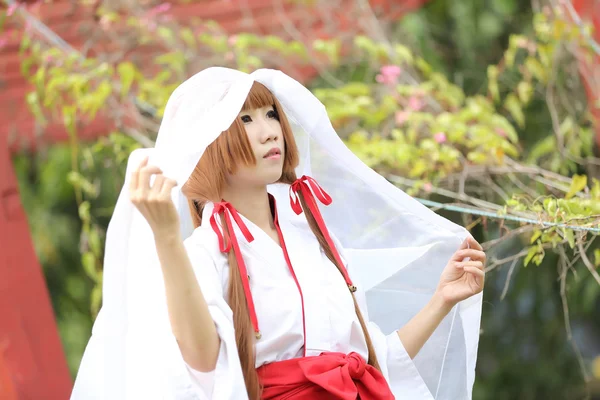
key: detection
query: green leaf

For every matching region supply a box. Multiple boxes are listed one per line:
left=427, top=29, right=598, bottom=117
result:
left=563, top=228, right=575, bottom=249
left=82, top=251, right=98, bottom=281
left=90, top=283, right=103, bottom=316
left=565, top=174, right=587, bottom=200
left=88, top=228, right=102, bottom=256
left=393, top=44, right=414, bottom=64
left=487, top=66, right=500, bottom=102
left=504, top=93, right=525, bottom=128
left=157, top=26, right=175, bottom=43
left=180, top=27, right=196, bottom=47
left=524, top=246, right=537, bottom=267
left=62, top=105, right=76, bottom=137
left=517, top=81, right=533, bottom=104
left=591, top=179, right=600, bottom=199
left=530, top=230, right=542, bottom=244
left=117, top=62, right=136, bottom=100
left=525, top=57, right=547, bottom=82
left=527, top=134, right=555, bottom=163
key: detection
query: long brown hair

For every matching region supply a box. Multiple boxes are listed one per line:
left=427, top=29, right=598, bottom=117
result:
left=181, top=82, right=380, bottom=399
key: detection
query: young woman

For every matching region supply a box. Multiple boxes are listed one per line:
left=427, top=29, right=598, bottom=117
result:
left=72, top=68, right=485, bottom=400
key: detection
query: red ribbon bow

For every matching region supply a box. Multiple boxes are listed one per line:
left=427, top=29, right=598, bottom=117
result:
left=259, top=352, right=395, bottom=400
left=210, top=202, right=254, bottom=252
left=289, top=176, right=355, bottom=291
left=298, top=352, right=394, bottom=400
left=289, top=175, right=333, bottom=215
left=209, top=201, right=260, bottom=337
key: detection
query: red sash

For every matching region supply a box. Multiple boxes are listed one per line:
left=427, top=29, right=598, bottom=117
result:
left=257, top=352, right=395, bottom=400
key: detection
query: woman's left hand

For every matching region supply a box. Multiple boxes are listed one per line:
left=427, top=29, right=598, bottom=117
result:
left=436, top=237, right=486, bottom=307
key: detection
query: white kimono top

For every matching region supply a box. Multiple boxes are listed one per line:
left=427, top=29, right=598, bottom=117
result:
left=181, top=195, right=433, bottom=399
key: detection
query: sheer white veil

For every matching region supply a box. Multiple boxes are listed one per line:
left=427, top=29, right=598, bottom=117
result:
left=71, top=67, right=482, bottom=399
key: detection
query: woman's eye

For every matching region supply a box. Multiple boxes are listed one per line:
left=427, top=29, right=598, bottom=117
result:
left=241, top=115, right=252, bottom=123
left=267, top=110, right=279, bottom=120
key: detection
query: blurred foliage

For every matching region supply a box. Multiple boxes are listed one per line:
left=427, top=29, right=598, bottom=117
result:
left=6, top=0, right=600, bottom=397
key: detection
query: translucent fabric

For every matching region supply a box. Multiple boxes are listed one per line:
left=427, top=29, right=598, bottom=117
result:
left=71, top=68, right=482, bottom=399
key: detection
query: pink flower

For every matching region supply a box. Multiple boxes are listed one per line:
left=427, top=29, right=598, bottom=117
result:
left=381, top=65, right=402, bottom=77
left=408, top=96, right=424, bottom=111
left=395, top=110, right=409, bottom=125
left=7, top=4, right=18, bottom=16
left=434, top=132, right=447, bottom=144
left=228, top=35, right=238, bottom=46
left=149, top=2, right=171, bottom=16
left=225, top=52, right=235, bottom=61
left=376, top=64, right=402, bottom=85
left=424, top=182, right=433, bottom=193
left=0, top=38, right=7, bottom=49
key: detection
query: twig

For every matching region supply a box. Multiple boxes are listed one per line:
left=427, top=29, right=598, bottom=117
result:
left=504, top=158, right=573, bottom=183
left=506, top=172, right=538, bottom=197
left=485, top=248, right=529, bottom=273
left=387, top=174, right=504, bottom=211
left=481, top=225, right=536, bottom=250
left=577, top=235, right=600, bottom=286
left=486, top=241, right=560, bottom=272
left=558, top=245, right=592, bottom=384
left=558, top=246, right=573, bottom=339
left=500, top=258, right=519, bottom=300
left=478, top=175, right=510, bottom=201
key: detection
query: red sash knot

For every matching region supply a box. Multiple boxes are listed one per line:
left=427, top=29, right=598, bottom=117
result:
left=258, top=352, right=395, bottom=400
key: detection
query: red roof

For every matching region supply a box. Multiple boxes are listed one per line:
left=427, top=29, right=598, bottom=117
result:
left=0, top=0, right=429, bottom=152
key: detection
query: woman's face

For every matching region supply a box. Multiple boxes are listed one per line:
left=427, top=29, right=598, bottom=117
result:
left=228, top=105, right=285, bottom=188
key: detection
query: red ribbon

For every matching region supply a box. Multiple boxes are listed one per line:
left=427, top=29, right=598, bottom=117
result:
left=209, top=202, right=260, bottom=337
left=289, top=176, right=355, bottom=291
left=259, top=352, right=394, bottom=400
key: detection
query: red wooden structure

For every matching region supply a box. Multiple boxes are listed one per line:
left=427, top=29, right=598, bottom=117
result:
left=570, top=0, right=600, bottom=148
left=0, top=0, right=429, bottom=398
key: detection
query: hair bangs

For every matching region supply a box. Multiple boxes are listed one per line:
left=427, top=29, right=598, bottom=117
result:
left=242, top=82, right=275, bottom=111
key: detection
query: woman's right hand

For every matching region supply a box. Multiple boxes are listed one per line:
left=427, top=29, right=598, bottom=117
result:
left=129, top=156, right=180, bottom=239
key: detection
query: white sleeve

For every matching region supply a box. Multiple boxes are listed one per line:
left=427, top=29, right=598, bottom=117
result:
left=71, top=229, right=248, bottom=400
left=181, top=232, right=249, bottom=399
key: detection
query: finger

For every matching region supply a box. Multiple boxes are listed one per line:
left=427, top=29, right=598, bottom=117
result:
left=466, top=237, right=483, bottom=251
left=138, top=166, right=163, bottom=192
left=454, top=249, right=486, bottom=262
left=457, top=238, right=470, bottom=251
left=152, top=175, right=166, bottom=195
left=159, top=178, right=178, bottom=197
left=463, top=266, right=485, bottom=279
left=129, top=156, right=148, bottom=192
left=457, top=260, right=484, bottom=270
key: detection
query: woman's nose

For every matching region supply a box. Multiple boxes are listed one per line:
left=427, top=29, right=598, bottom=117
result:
left=259, top=120, right=278, bottom=143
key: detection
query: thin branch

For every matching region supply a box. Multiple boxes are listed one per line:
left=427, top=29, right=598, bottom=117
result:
left=558, top=245, right=592, bottom=384
left=481, top=225, right=536, bottom=250
left=387, top=174, right=504, bottom=211
left=486, top=241, right=561, bottom=273
left=577, top=235, right=600, bottom=286
left=500, top=258, right=519, bottom=300
left=486, top=248, right=529, bottom=273
left=506, top=172, right=538, bottom=197
left=558, top=246, right=573, bottom=339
